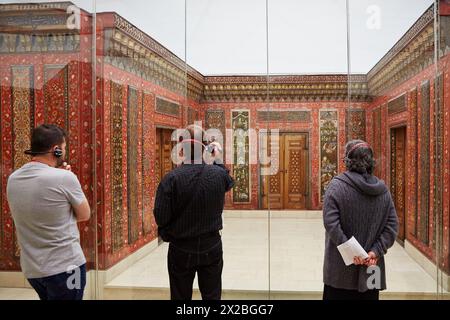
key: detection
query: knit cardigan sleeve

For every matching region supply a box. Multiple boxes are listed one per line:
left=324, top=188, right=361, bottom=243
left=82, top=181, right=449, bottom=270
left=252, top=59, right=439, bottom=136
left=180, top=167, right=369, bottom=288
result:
left=369, top=193, right=399, bottom=257
left=323, top=180, right=349, bottom=246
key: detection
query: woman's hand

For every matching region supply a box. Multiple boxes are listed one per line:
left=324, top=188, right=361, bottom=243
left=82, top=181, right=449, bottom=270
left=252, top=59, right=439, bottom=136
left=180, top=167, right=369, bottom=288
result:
left=353, top=256, right=366, bottom=265
left=353, top=251, right=378, bottom=266
left=364, top=251, right=378, bottom=266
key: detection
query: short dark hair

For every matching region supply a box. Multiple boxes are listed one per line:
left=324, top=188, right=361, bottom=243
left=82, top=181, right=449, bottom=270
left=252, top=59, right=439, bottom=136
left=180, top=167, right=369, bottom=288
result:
left=344, top=139, right=376, bottom=175
left=30, top=124, right=66, bottom=154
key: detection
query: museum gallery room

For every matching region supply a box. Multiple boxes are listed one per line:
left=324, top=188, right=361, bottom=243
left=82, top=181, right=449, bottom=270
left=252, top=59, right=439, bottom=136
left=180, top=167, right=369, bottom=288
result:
left=0, top=0, right=449, bottom=300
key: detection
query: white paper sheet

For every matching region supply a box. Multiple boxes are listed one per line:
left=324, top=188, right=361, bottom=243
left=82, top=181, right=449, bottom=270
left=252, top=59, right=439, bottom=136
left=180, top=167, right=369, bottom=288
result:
left=337, top=236, right=369, bottom=266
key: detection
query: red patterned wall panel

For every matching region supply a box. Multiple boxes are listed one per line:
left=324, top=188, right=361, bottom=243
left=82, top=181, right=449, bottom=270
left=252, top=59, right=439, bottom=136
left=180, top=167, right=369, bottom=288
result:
left=100, top=62, right=179, bottom=268
left=43, top=65, right=69, bottom=156
left=0, top=69, right=13, bottom=270
left=11, top=66, right=35, bottom=259
left=380, top=104, right=388, bottom=182
left=136, top=90, right=144, bottom=242
left=442, top=57, right=450, bottom=272
left=408, top=88, right=418, bottom=238
left=368, top=55, right=450, bottom=267
left=433, top=74, right=444, bottom=252
left=99, top=77, right=110, bottom=269
left=346, top=109, right=366, bottom=142
left=127, top=86, right=139, bottom=244
left=0, top=52, right=88, bottom=271
left=110, top=81, right=124, bottom=252
left=142, top=92, right=156, bottom=236
left=372, top=108, right=382, bottom=178
left=419, top=80, right=431, bottom=245
left=205, top=109, right=226, bottom=162
left=11, top=66, right=34, bottom=171
left=0, top=70, right=3, bottom=259
left=43, top=65, right=68, bottom=129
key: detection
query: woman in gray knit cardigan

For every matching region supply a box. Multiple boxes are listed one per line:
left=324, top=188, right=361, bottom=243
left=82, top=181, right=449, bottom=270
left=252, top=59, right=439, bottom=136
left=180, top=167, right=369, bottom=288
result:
left=322, top=139, right=399, bottom=300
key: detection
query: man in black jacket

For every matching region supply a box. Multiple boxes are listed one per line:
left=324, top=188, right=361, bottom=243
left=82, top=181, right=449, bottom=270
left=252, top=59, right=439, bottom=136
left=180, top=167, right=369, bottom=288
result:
left=154, top=125, right=234, bottom=300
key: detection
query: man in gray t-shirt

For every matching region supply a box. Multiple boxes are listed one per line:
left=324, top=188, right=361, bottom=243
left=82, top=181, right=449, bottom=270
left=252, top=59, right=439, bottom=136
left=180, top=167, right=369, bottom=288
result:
left=7, top=124, right=90, bottom=300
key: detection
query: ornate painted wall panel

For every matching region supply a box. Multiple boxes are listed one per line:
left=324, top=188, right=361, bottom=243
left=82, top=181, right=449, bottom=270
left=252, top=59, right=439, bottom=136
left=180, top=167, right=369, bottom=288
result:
left=43, top=65, right=68, bottom=128
left=319, top=110, right=338, bottom=200
left=78, top=60, right=94, bottom=268
left=387, top=94, right=407, bottom=115
left=11, top=66, right=34, bottom=171
left=372, top=108, right=382, bottom=177
left=205, top=109, right=225, bottom=135
left=127, top=86, right=139, bottom=244
left=0, top=73, right=3, bottom=256
left=257, top=110, right=311, bottom=122
left=11, top=66, right=34, bottom=258
left=155, top=97, right=180, bottom=117
left=67, top=60, right=81, bottom=186
left=142, top=92, right=156, bottom=236
left=433, top=74, right=444, bottom=249
left=390, top=127, right=407, bottom=240
left=0, top=33, right=80, bottom=54
left=345, top=109, right=366, bottom=142
left=186, top=106, right=198, bottom=126
left=205, top=109, right=226, bottom=161
left=154, top=129, right=162, bottom=187
left=110, top=81, right=124, bottom=251
left=1, top=68, right=13, bottom=267
left=409, top=88, right=418, bottom=237
left=380, top=105, right=388, bottom=182
left=390, top=130, right=396, bottom=203
left=419, top=80, right=430, bottom=245
left=43, top=65, right=69, bottom=159
left=231, top=110, right=250, bottom=203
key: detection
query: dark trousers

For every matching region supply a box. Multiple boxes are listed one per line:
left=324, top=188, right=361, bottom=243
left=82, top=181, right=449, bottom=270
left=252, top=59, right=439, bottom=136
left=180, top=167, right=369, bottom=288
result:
left=27, top=264, right=86, bottom=300
left=168, top=234, right=223, bottom=300
left=323, top=284, right=379, bottom=300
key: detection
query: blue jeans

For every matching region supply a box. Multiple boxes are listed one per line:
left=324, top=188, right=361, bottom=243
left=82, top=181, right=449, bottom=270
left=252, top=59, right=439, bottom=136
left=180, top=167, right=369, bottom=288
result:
left=27, top=264, right=86, bottom=300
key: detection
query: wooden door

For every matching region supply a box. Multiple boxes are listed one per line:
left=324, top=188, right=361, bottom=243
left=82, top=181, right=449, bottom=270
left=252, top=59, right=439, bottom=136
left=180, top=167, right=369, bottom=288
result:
left=390, top=126, right=406, bottom=241
left=155, top=128, right=175, bottom=187
left=262, top=133, right=284, bottom=209
left=161, top=129, right=174, bottom=176
left=284, top=134, right=308, bottom=209
left=261, top=133, right=308, bottom=209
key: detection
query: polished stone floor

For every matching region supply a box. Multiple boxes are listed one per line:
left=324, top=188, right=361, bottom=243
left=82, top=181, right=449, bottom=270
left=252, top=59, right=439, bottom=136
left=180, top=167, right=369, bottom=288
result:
left=1, top=211, right=448, bottom=300
left=104, top=211, right=447, bottom=299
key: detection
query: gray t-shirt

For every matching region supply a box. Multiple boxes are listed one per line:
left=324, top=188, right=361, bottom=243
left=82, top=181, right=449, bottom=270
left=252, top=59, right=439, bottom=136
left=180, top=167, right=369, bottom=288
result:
left=6, top=162, right=87, bottom=279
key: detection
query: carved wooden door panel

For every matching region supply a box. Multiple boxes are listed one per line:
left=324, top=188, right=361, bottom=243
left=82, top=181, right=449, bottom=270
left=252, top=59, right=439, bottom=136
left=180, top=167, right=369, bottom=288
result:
left=261, top=133, right=308, bottom=209
left=390, top=126, right=406, bottom=241
left=284, top=134, right=308, bottom=209
left=155, top=128, right=175, bottom=188
left=262, top=133, right=284, bottom=209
